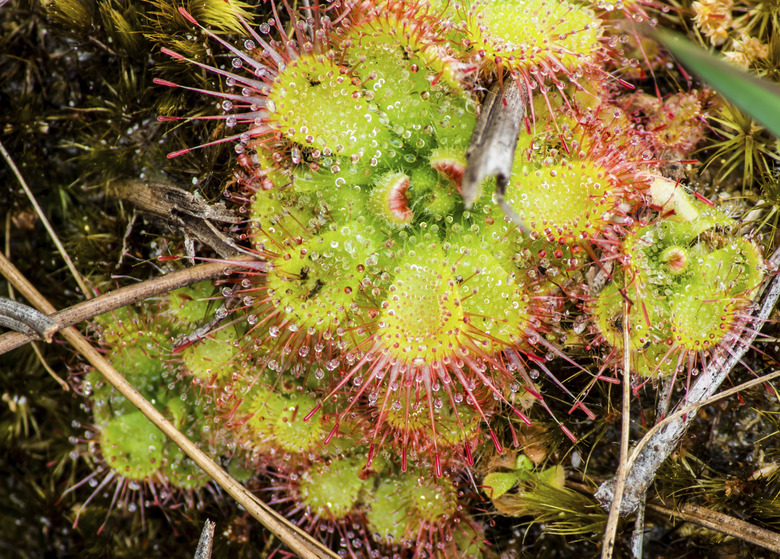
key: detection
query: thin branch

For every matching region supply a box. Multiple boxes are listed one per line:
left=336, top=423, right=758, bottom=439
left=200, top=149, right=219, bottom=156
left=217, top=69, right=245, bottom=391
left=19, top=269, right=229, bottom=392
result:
left=30, top=341, right=70, bottom=391
left=112, top=179, right=256, bottom=259
left=0, top=256, right=262, bottom=356
left=569, top=481, right=780, bottom=554
left=601, top=276, right=633, bottom=559
left=630, top=494, right=647, bottom=559
left=0, top=250, right=337, bottom=559
left=0, top=297, right=58, bottom=341
left=4, top=213, right=13, bottom=300
left=0, top=139, right=92, bottom=299
left=645, top=501, right=780, bottom=553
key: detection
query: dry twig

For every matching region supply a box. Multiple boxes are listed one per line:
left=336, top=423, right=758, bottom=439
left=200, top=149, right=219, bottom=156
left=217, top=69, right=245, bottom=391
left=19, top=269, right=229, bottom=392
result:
left=193, top=519, right=216, bottom=559
left=462, top=79, right=530, bottom=231
left=569, top=480, right=780, bottom=553
left=0, top=297, right=58, bottom=341
left=600, top=276, right=634, bottom=559
left=645, top=501, right=780, bottom=553
left=113, top=179, right=256, bottom=259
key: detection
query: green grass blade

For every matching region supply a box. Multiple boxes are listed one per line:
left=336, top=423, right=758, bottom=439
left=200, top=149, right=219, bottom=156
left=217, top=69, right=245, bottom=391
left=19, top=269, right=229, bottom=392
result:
left=656, top=30, right=780, bottom=139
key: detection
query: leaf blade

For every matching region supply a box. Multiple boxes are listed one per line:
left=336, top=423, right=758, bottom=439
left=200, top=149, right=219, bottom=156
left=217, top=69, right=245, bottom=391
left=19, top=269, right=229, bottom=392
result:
left=656, top=30, right=780, bottom=139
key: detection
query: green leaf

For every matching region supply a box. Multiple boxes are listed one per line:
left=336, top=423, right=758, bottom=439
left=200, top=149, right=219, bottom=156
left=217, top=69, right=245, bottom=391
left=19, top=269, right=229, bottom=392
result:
left=536, top=465, right=566, bottom=490
left=483, top=471, right=520, bottom=500
left=656, top=30, right=780, bottom=139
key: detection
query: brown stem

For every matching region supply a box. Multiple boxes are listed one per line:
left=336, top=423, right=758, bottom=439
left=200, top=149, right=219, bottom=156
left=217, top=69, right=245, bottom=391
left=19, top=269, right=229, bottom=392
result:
left=601, top=274, right=633, bottom=559
left=645, top=501, right=780, bottom=553
left=30, top=341, right=70, bottom=391
left=568, top=481, right=780, bottom=554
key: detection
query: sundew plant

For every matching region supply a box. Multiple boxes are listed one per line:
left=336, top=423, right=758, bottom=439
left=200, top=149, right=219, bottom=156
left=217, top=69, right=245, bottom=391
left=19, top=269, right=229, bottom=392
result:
left=88, top=0, right=767, bottom=554
left=6, top=0, right=779, bottom=557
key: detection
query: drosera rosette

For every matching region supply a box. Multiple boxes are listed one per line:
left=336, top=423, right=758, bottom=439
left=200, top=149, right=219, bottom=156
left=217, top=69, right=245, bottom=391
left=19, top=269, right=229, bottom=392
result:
left=295, top=207, right=601, bottom=474
left=590, top=183, right=767, bottom=378
left=257, top=450, right=381, bottom=558
left=152, top=3, right=323, bottom=174
left=365, top=462, right=487, bottom=558
left=189, top=335, right=369, bottom=467
left=446, top=0, right=613, bottom=127
left=586, top=0, right=668, bottom=63
left=86, top=301, right=181, bottom=430
left=334, top=0, right=476, bottom=150
left=254, top=0, right=478, bottom=181
left=153, top=0, right=602, bottom=474
left=254, top=447, right=486, bottom=557
left=459, top=0, right=605, bottom=80
left=620, top=89, right=710, bottom=159
left=358, top=387, right=484, bottom=471
left=167, top=280, right=220, bottom=329
left=502, top=99, right=653, bottom=246
left=246, top=189, right=382, bottom=365
left=68, top=301, right=216, bottom=531
left=179, top=323, right=245, bottom=384
left=168, top=280, right=265, bottom=392
left=155, top=1, right=477, bottom=189
left=226, top=367, right=353, bottom=462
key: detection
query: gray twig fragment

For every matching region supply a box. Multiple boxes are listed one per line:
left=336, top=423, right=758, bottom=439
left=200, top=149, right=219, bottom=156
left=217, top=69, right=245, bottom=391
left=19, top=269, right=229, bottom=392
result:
left=0, top=297, right=58, bottom=342
left=113, top=179, right=255, bottom=259
left=194, top=519, right=215, bottom=559
left=630, top=493, right=647, bottom=559
left=462, top=79, right=529, bottom=232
